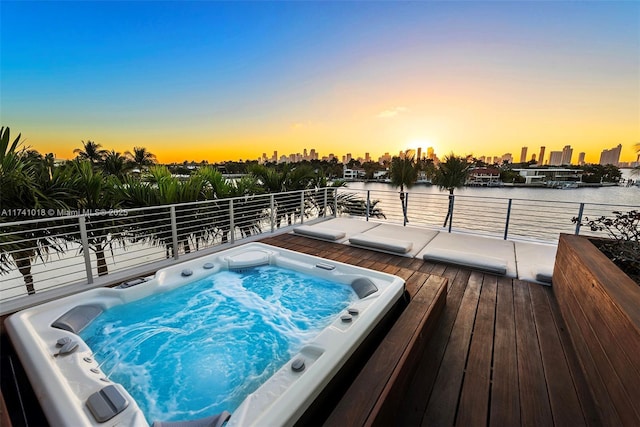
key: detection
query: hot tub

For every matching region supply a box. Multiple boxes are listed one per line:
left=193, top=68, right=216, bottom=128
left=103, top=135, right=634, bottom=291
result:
left=5, top=243, right=405, bottom=427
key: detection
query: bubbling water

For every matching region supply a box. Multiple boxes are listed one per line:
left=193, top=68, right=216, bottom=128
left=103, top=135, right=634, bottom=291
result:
left=80, top=266, right=357, bottom=424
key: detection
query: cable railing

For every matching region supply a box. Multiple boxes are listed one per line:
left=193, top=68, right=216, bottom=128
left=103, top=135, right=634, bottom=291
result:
left=0, top=188, right=339, bottom=307
left=337, top=188, right=638, bottom=243
left=1, top=186, right=637, bottom=310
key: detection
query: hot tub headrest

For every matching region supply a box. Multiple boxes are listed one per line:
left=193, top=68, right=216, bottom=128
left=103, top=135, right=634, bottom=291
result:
left=86, top=384, right=129, bottom=423
left=351, top=277, right=378, bottom=299
left=51, top=305, right=103, bottom=334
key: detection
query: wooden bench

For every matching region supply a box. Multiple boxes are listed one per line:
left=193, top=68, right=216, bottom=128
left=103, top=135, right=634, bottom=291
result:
left=322, top=274, right=448, bottom=426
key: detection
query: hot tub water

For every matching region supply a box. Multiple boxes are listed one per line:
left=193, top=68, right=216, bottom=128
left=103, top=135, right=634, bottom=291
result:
left=80, top=266, right=357, bottom=424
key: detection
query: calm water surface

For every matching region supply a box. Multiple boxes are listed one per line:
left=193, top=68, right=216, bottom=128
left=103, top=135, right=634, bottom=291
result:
left=347, top=169, right=640, bottom=206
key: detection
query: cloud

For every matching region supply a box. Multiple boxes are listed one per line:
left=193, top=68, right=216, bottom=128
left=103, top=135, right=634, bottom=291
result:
left=377, top=106, right=409, bottom=119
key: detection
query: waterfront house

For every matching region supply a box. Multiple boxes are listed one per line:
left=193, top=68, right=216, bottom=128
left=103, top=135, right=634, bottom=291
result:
left=513, top=168, right=583, bottom=186
left=466, top=167, right=502, bottom=186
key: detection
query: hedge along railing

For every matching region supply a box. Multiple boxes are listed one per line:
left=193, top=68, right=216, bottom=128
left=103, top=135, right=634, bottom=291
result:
left=340, top=188, right=639, bottom=243
left=0, top=187, right=339, bottom=307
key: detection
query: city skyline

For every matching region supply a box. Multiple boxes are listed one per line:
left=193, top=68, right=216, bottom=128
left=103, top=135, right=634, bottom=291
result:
left=1, top=2, right=638, bottom=164
left=257, top=142, right=631, bottom=167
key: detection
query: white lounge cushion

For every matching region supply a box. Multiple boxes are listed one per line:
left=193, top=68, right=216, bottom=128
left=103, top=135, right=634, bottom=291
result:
left=423, top=249, right=507, bottom=275
left=293, top=225, right=346, bottom=241
left=418, top=232, right=517, bottom=277
left=349, top=234, right=413, bottom=254
left=514, top=241, right=557, bottom=285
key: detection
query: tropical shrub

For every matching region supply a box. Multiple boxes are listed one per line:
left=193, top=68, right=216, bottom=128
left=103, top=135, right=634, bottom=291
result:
left=572, top=210, right=640, bottom=284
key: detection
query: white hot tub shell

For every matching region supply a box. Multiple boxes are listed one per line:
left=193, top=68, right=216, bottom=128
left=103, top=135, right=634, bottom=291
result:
left=5, top=242, right=405, bottom=427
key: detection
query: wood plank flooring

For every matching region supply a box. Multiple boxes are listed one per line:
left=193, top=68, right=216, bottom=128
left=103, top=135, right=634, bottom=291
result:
left=259, top=233, right=601, bottom=427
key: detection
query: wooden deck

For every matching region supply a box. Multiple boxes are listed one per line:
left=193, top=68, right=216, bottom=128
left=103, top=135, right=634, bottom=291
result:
left=259, top=233, right=602, bottom=427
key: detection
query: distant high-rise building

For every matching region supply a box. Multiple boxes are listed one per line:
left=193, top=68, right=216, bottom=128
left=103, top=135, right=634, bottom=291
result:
left=599, top=144, right=622, bottom=166
left=365, top=152, right=370, bottom=163
left=531, top=154, right=537, bottom=163
left=303, top=148, right=308, bottom=160
left=427, top=147, right=435, bottom=160
left=273, top=151, right=278, bottom=162
left=310, top=148, right=317, bottom=160
left=578, top=152, right=586, bottom=165
left=538, top=146, right=546, bottom=165
left=379, top=152, right=391, bottom=164
left=561, top=145, right=573, bottom=165
left=345, top=153, right=352, bottom=163
left=520, top=146, right=528, bottom=163
left=502, top=153, right=513, bottom=164
left=549, top=151, right=563, bottom=165
left=417, top=147, right=422, bottom=160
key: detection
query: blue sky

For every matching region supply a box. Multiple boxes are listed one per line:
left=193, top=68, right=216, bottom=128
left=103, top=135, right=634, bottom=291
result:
left=1, top=1, right=638, bottom=163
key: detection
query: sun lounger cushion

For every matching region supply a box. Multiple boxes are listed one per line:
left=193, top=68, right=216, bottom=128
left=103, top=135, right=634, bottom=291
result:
left=293, top=225, right=346, bottom=241
left=423, top=249, right=507, bottom=275
left=514, top=241, right=556, bottom=285
left=349, top=234, right=413, bottom=254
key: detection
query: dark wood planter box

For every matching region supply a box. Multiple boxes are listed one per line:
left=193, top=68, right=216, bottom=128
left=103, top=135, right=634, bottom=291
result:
left=553, top=234, right=640, bottom=425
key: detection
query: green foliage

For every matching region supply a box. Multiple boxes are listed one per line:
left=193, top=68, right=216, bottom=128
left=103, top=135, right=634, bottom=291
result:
left=432, top=153, right=471, bottom=193
left=1, top=137, right=383, bottom=292
left=125, top=146, right=157, bottom=170
left=500, top=169, right=525, bottom=184
left=581, top=164, right=622, bottom=183
left=433, top=153, right=471, bottom=227
left=389, top=155, right=418, bottom=192
left=572, top=210, right=640, bottom=284
left=73, top=140, right=107, bottom=164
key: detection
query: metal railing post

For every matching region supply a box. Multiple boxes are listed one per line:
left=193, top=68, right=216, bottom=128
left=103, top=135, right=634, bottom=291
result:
left=504, top=199, right=513, bottom=240
left=366, top=190, right=370, bottom=221
left=403, top=192, right=409, bottom=226
left=300, top=191, right=305, bottom=224
left=78, top=216, right=94, bottom=284
left=170, top=206, right=179, bottom=260
left=229, top=199, right=235, bottom=243
left=333, top=188, right=338, bottom=217
left=270, top=194, right=275, bottom=233
left=575, top=203, right=585, bottom=235
left=448, top=195, right=454, bottom=233
left=323, top=188, right=328, bottom=218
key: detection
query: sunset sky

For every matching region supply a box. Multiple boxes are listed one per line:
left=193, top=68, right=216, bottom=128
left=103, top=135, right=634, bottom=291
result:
left=1, top=1, right=638, bottom=164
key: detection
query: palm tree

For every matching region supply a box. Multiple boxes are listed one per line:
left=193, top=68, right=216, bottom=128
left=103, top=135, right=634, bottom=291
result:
left=66, top=161, right=123, bottom=276
left=389, top=154, right=419, bottom=225
left=73, top=140, right=107, bottom=165
left=125, top=146, right=157, bottom=171
left=248, top=164, right=316, bottom=227
left=432, top=153, right=471, bottom=228
left=0, top=128, right=70, bottom=294
left=102, top=150, right=132, bottom=178
left=196, top=168, right=265, bottom=242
